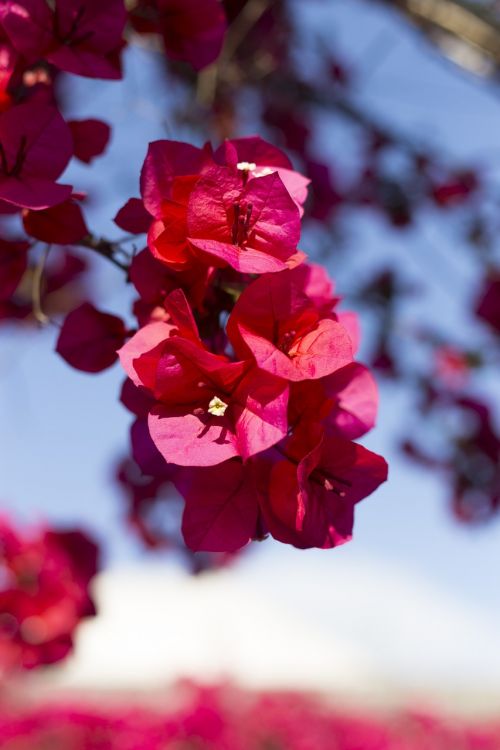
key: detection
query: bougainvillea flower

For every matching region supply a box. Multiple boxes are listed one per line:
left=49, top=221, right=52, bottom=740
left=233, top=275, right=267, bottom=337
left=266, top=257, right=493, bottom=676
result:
left=0, top=238, right=29, bottom=300
left=217, top=136, right=311, bottom=215
left=157, top=0, right=227, bottom=71
left=68, top=119, right=111, bottom=164
left=140, top=139, right=207, bottom=217
left=23, top=196, right=89, bottom=244
left=227, top=268, right=353, bottom=381
left=187, top=166, right=303, bottom=274
left=56, top=302, right=127, bottom=372
left=149, top=362, right=288, bottom=467
left=146, top=340, right=287, bottom=466
left=262, top=424, right=388, bottom=549
left=0, top=519, right=99, bottom=672
left=0, top=0, right=127, bottom=79
left=217, top=137, right=310, bottom=210
left=0, top=102, right=72, bottom=209
left=119, top=292, right=289, bottom=466
left=177, top=459, right=260, bottom=552
left=289, top=363, right=379, bottom=440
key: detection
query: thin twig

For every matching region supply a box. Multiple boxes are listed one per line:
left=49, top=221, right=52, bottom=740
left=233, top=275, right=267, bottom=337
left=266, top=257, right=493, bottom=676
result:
left=32, top=244, right=51, bottom=326
left=77, top=235, right=130, bottom=273
left=197, top=0, right=271, bottom=107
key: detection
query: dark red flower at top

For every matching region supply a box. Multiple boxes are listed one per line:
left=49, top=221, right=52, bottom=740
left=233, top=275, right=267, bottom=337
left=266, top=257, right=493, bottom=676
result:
left=0, top=102, right=72, bottom=209
left=261, top=423, right=388, bottom=549
left=0, top=0, right=126, bottom=79
left=0, top=519, right=99, bottom=673
left=187, top=166, right=303, bottom=274
left=150, top=0, right=227, bottom=71
left=226, top=268, right=353, bottom=381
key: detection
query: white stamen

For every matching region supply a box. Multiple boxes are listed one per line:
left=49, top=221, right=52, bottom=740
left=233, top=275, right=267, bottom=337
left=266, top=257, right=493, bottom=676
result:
left=237, top=161, right=257, bottom=172
left=252, top=166, right=274, bottom=177
left=208, top=396, right=229, bottom=417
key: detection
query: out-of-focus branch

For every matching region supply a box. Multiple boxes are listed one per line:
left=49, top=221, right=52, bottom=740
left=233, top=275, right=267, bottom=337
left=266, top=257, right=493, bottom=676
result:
left=378, top=0, right=500, bottom=76
left=32, top=245, right=51, bottom=326
left=77, top=235, right=131, bottom=273
left=265, top=73, right=427, bottom=158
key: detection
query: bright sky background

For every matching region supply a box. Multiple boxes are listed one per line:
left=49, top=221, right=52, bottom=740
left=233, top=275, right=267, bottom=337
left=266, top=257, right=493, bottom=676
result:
left=1, top=0, right=500, bottom=706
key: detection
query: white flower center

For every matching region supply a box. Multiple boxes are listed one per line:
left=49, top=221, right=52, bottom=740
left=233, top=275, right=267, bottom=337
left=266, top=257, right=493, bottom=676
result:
left=252, top=166, right=274, bottom=177
left=237, top=161, right=257, bottom=172
left=208, top=396, right=229, bottom=417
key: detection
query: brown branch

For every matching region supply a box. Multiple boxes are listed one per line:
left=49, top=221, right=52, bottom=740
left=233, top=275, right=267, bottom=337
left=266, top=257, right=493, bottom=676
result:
left=32, top=244, right=51, bottom=326
left=77, top=235, right=131, bottom=273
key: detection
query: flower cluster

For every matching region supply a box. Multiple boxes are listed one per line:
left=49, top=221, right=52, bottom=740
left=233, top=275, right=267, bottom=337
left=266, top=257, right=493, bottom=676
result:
left=0, top=682, right=498, bottom=749
left=117, top=137, right=388, bottom=553
left=0, top=519, right=99, bottom=673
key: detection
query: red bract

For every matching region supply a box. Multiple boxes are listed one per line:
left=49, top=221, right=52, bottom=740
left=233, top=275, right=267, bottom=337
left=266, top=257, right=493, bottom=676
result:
left=0, top=42, right=16, bottom=112
left=227, top=267, right=353, bottom=381
left=0, top=519, right=99, bottom=673
left=23, top=196, right=88, bottom=244
left=187, top=166, right=303, bottom=274
left=56, top=302, right=127, bottom=372
left=262, top=424, right=388, bottom=549
left=178, top=460, right=260, bottom=552
left=0, top=238, right=29, bottom=300
left=0, top=0, right=126, bottom=79
left=157, top=0, right=226, bottom=71
left=0, top=102, right=72, bottom=209
left=290, top=363, right=379, bottom=440
left=148, top=175, right=201, bottom=271
left=140, top=139, right=207, bottom=218
left=68, top=119, right=111, bottom=164
left=114, top=199, right=151, bottom=234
